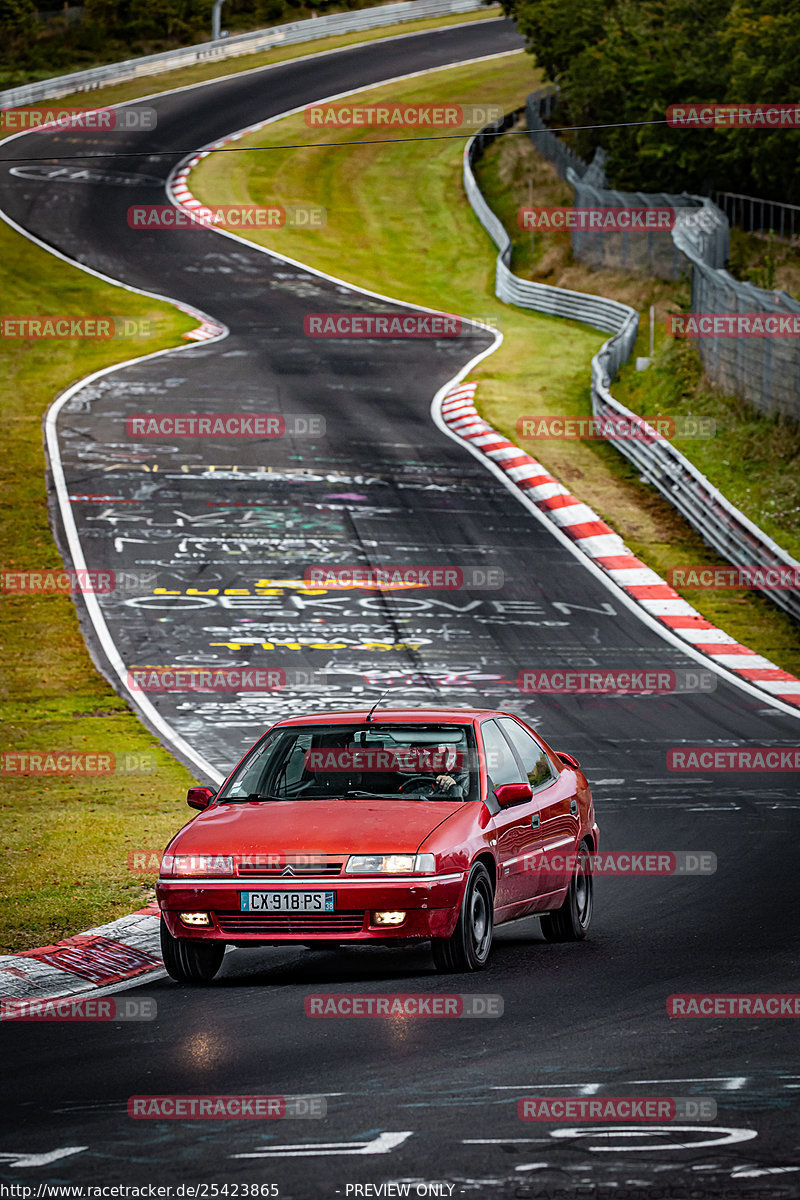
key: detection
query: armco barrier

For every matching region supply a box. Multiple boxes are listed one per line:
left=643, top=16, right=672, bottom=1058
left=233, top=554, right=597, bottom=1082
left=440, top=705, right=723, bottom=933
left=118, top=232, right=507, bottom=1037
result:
left=464, top=113, right=800, bottom=624
left=0, top=0, right=491, bottom=107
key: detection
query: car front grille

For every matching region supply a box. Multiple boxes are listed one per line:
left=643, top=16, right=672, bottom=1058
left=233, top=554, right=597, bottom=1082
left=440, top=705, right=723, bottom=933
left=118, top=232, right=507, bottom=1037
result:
left=215, top=910, right=365, bottom=935
left=236, top=859, right=344, bottom=878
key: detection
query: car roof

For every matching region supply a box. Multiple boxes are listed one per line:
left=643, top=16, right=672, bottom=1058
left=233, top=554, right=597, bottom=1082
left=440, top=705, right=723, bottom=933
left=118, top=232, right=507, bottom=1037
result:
left=271, top=707, right=514, bottom=727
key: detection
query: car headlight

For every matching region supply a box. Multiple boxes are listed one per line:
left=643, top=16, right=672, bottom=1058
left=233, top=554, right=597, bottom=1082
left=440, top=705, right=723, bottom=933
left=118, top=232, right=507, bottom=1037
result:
left=160, top=853, right=234, bottom=877
left=344, top=853, right=435, bottom=875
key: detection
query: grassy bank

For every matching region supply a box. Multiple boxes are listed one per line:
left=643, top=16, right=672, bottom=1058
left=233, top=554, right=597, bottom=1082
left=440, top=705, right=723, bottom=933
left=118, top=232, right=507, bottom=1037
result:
left=0, top=223, right=203, bottom=953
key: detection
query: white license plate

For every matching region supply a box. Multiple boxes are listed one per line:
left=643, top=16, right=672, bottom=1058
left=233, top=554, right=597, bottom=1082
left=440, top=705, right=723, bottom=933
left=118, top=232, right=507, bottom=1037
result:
left=240, top=891, right=335, bottom=913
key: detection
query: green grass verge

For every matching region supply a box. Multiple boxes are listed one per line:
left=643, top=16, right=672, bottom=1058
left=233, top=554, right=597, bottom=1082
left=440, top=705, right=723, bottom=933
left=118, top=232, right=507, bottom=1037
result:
left=188, top=60, right=800, bottom=678
left=0, top=221, right=203, bottom=953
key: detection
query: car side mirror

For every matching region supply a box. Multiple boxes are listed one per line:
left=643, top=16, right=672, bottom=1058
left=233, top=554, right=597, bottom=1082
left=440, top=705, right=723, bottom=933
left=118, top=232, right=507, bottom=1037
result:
left=187, top=786, right=215, bottom=810
left=556, top=751, right=580, bottom=770
left=494, top=781, right=533, bottom=806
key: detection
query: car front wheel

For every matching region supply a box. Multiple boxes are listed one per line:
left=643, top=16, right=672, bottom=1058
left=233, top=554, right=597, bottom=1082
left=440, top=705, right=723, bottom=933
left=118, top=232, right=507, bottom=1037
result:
left=160, top=915, right=225, bottom=984
left=432, top=862, right=494, bottom=972
left=540, top=840, right=593, bottom=942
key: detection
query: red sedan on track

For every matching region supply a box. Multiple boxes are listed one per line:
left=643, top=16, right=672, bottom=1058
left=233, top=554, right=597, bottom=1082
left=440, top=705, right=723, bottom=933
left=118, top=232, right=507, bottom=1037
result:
left=157, top=708, right=598, bottom=982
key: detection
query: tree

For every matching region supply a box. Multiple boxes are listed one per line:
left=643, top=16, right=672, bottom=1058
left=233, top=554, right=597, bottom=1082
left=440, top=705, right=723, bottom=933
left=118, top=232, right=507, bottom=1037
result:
left=0, top=0, right=37, bottom=38
left=496, top=0, right=800, bottom=200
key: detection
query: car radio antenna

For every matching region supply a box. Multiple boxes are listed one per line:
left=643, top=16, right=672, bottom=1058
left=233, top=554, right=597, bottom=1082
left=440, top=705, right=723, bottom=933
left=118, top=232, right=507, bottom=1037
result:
left=365, top=687, right=391, bottom=723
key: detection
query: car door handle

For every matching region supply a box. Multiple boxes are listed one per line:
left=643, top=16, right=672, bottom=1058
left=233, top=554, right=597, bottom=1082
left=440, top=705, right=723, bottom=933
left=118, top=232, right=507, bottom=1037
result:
left=570, top=799, right=578, bottom=816
left=531, top=813, right=541, bottom=829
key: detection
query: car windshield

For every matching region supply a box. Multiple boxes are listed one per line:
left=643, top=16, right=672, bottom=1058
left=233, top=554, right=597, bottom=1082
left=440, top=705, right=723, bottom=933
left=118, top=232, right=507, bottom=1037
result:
left=217, top=723, right=478, bottom=803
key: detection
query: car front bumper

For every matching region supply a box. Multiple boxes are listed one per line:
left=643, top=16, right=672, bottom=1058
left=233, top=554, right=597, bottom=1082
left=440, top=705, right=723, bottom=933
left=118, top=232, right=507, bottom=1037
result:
left=157, top=872, right=467, bottom=943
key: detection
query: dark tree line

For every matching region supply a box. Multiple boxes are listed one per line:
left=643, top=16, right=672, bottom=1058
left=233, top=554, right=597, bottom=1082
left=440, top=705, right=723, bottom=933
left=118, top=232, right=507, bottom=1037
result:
left=497, top=0, right=800, bottom=203
left=0, top=0, right=366, bottom=81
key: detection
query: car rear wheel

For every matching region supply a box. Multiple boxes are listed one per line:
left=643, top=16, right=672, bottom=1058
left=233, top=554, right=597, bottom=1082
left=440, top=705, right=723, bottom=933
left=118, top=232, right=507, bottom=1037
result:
left=540, top=840, right=593, bottom=942
left=431, top=862, right=494, bottom=972
left=160, top=915, right=225, bottom=984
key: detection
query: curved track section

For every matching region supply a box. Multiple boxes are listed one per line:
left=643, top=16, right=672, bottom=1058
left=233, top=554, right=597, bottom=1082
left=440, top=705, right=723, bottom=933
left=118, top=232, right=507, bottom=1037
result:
left=1, top=21, right=799, bottom=1197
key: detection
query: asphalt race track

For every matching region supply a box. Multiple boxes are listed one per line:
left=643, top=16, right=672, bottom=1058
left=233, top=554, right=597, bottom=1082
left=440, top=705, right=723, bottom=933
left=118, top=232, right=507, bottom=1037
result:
left=1, top=18, right=799, bottom=1199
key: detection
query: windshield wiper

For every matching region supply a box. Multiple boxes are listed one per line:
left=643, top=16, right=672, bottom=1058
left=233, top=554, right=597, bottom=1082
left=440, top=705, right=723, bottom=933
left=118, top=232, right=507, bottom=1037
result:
left=218, top=792, right=292, bottom=803
left=343, top=789, right=403, bottom=798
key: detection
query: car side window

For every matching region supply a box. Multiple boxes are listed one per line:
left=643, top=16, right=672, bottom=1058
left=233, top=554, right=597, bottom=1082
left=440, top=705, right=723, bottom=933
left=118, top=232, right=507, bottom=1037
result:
left=227, top=733, right=279, bottom=797
left=480, top=720, right=525, bottom=789
left=273, top=733, right=313, bottom=795
left=498, top=718, right=556, bottom=791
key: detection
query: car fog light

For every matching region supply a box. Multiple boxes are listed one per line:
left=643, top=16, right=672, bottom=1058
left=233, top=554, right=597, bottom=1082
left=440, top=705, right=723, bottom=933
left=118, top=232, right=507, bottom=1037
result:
left=372, top=911, right=406, bottom=926
left=179, top=912, right=211, bottom=926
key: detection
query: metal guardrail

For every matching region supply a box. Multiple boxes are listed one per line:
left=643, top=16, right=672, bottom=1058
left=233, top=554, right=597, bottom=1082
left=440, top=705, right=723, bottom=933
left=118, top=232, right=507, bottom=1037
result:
left=464, top=112, right=800, bottom=624
left=0, top=0, right=491, bottom=107
left=713, top=191, right=800, bottom=241
left=465, top=110, right=634, bottom=336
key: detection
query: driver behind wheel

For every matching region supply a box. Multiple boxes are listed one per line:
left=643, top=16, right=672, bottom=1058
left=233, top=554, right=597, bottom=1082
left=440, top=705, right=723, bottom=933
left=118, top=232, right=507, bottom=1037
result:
left=400, top=743, right=470, bottom=799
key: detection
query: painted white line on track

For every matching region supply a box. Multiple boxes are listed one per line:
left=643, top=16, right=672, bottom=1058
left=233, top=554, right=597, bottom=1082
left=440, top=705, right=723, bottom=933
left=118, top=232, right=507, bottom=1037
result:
left=232, top=1131, right=414, bottom=1157
left=0, top=1147, right=87, bottom=1169
left=547, top=1126, right=758, bottom=1150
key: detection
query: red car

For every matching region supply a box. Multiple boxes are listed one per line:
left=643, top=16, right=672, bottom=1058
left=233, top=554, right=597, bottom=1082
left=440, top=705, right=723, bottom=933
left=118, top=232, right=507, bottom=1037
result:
left=157, top=707, right=598, bottom=982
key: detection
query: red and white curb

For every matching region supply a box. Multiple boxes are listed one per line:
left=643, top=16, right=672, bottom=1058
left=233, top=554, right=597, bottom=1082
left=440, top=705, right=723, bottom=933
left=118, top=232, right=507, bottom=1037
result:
left=441, top=382, right=800, bottom=708
left=0, top=905, right=164, bottom=1003
left=170, top=149, right=235, bottom=342
left=172, top=132, right=247, bottom=218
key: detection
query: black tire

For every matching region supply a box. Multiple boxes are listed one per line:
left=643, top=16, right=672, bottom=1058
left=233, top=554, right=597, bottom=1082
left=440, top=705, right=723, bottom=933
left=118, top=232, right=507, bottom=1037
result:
left=432, top=862, right=494, bottom=972
left=160, top=915, right=225, bottom=984
left=540, top=840, right=593, bottom=942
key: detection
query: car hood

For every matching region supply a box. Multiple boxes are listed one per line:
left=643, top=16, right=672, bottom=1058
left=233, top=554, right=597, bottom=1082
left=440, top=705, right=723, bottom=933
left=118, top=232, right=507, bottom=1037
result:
left=170, top=797, right=465, bottom=856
